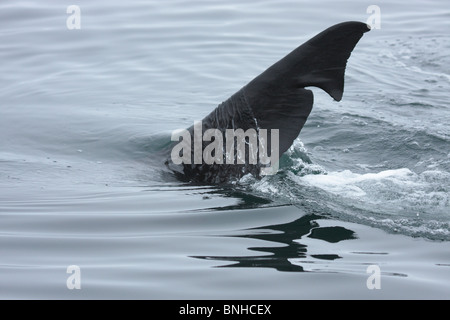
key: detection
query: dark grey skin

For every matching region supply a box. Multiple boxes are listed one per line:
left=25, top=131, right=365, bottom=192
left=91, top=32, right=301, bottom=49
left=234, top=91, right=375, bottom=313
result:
left=166, top=22, right=370, bottom=183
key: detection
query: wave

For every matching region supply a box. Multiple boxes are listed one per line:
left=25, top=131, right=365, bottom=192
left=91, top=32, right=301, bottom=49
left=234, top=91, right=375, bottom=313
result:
left=238, top=139, right=450, bottom=241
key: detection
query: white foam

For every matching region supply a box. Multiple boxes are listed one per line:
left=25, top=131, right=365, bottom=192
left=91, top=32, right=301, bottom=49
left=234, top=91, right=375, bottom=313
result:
left=298, top=168, right=416, bottom=198
left=293, top=168, right=449, bottom=218
left=239, top=137, right=450, bottom=239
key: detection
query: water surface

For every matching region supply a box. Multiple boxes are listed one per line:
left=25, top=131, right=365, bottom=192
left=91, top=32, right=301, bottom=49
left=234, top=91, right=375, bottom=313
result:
left=0, top=0, right=449, bottom=299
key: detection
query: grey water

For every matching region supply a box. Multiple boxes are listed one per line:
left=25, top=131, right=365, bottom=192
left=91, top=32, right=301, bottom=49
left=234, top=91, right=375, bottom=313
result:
left=0, top=0, right=449, bottom=299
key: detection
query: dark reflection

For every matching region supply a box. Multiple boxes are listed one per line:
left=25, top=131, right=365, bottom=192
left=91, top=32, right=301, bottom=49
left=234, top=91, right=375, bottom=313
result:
left=199, top=186, right=274, bottom=210
left=209, top=188, right=273, bottom=210
left=308, top=226, right=357, bottom=243
left=192, top=214, right=357, bottom=272
left=311, top=254, right=341, bottom=260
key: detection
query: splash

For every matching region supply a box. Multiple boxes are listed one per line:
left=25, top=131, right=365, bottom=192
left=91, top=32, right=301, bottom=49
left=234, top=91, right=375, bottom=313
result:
left=239, top=139, right=450, bottom=240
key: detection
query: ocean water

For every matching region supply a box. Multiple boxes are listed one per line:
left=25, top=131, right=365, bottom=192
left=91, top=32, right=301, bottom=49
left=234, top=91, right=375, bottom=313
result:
left=0, top=0, right=449, bottom=299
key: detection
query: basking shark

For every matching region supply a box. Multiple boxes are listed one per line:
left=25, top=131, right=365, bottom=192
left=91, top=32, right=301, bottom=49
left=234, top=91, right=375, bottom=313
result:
left=166, top=21, right=370, bottom=183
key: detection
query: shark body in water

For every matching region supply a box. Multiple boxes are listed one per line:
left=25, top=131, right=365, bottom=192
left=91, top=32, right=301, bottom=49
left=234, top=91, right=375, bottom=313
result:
left=166, top=22, right=370, bottom=183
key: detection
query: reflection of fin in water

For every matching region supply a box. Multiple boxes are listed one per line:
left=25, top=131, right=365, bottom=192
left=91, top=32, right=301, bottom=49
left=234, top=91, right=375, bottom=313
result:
left=192, top=214, right=357, bottom=272
left=201, top=187, right=273, bottom=210
left=308, top=226, right=357, bottom=243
